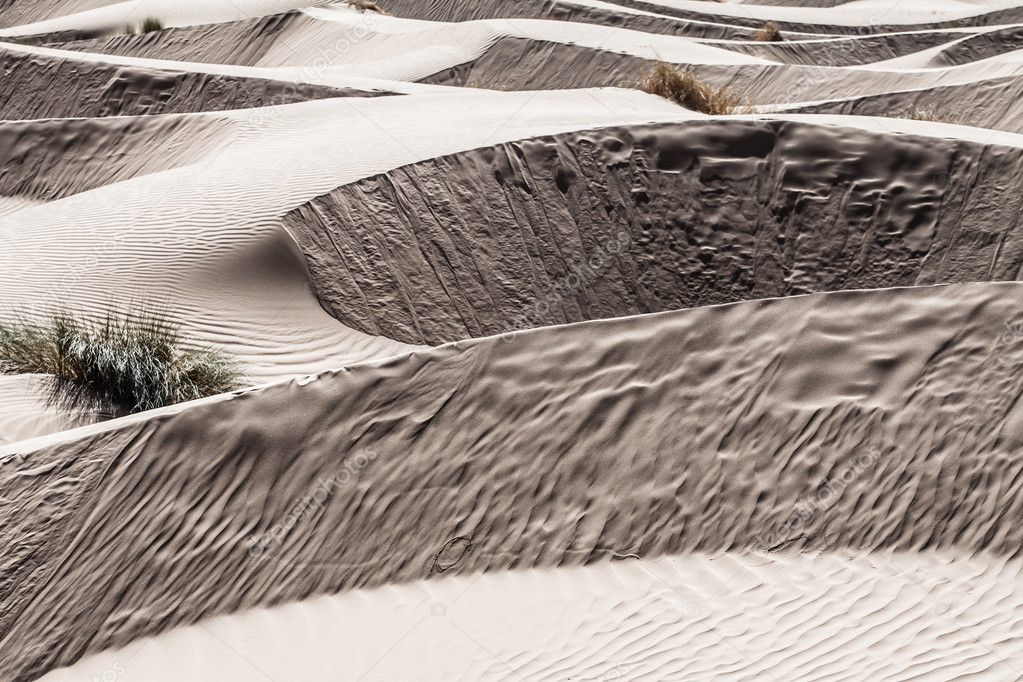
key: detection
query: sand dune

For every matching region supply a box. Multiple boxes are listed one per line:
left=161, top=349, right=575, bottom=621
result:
left=0, top=115, right=234, bottom=199
left=38, top=551, right=1023, bottom=680
left=0, top=41, right=391, bottom=119
left=3, top=0, right=1023, bottom=680
left=0, top=89, right=691, bottom=445
left=287, top=119, right=1023, bottom=344
left=4, top=281, right=1023, bottom=680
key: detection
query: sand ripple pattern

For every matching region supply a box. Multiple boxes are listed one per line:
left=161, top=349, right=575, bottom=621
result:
left=288, top=120, right=1023, bottom=345
left=2, top=283, right=1023, bottom=679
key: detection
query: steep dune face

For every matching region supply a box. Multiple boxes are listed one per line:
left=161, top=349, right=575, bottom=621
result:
left=4, top=0, right=1023, bottom=679
left=3, top=282, right=1023, bottom=681
left=0, top=0, right=111, bottom=29
left=37, top=10, right=302, bottom=64
left=286, top=120, right=1023, bottom=345
left=927, top=25, right=1023, bottom=67
left=0, top=44, right=372, bottom=119
left=367, top=0, right=1023, bottom=34
left=792, top=77, right=1023, bottom=132
left=582, top=0, right=1023, bottom=34
left=418, top=36, right=1023, bottom=135
left=717, top=31, right=979, bottom=67
left=0, top=115, right=234, bottom=201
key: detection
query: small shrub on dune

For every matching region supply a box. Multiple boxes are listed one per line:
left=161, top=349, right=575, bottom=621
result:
left=908, top=106, right=960, bottom=124
left=638, top=62, right=746, bottom=115
left=346, top=0, right=386, bottom=12
left=754, top=21, right=783, bottom=42
left=141, top=17, right=164, bottom=32
left=885, top=106, right=962, bottom=125
left=0, top=310, right=243, bottom=416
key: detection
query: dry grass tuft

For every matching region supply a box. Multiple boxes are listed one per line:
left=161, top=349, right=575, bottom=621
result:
left=141, top=17, right=164, bottom=32
left=907, top=106, right=960, bottom=124
left=754, top=21, right=783, bottom=42
left=885, top=106, right=964, bottom=125
left=346, top=0, right=387, bottom=12
left=637, top=62, right=746, bottom=115
left=0, top=310, right=243, bottom=416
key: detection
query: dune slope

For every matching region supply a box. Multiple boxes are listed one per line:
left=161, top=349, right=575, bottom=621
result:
left=3, top=282, right=1023, bottom=680
left=287, top=119, right=1023, bottom=344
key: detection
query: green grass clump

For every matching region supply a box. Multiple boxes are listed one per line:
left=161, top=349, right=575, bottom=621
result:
left=141, top=17, right=164, bottom=32
left=0, top=310, right=243, bottom=416
left=638, top=62, right=746, bottom=115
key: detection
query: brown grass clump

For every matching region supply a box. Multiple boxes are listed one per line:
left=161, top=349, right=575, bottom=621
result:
left=907, top=107, right=960, bottom=124
left=346, top=0, right=386, bottom=12
left=754, top=21, right=783, bottom=42
left=884, top=106, right=964, bottom=125
left=637, top=62, right=746, bottom=115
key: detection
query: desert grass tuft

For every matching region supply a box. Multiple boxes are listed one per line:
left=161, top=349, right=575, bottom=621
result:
left=638, top=62, right=746, bottom=115
left=141, top=16, right=164, bottom=32
left=754, top=21, right=783, bottom=42
left=346, top=0, right=387, bottom=12
left=907, top=106, right=961, bottom=124
left=0, top=310, right=243, bottom=416
left=885, top=106, right=963, bottom=125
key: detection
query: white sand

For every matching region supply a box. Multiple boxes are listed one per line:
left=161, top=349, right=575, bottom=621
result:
left=38, top=550, right=1023, bottom=681
left=3, top=1, right=1023, bottom=679
left=592, top=0, right=1023, bottom=26
left=0, top=0, right=321, bottom=37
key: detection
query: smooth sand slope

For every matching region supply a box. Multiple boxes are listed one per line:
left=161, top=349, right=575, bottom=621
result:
left=39, top=551, right=1023, bottom=680
left=4, top=282, right=1023, bottom=680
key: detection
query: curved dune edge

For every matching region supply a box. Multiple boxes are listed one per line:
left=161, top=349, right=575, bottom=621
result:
left=286, top=118, right=1023, bottom=345
left=0, top=115, right=235, bottom=201
left=0, top=376, right=88, bottom=448
left=360, top=0, right=1023, bottom=33
left=0, top=89, right=690, bottom=367
left=3, top=281, right=1023, bottom=679
left=418, top=33, right=1023, bottom=126
left=0, top=89, right=690, bottom=448
left=2, top=2, right=1023, bottom=681
left=0, top=42, right=387, bottom=119
left=38, top=550, right=1023, bottom=681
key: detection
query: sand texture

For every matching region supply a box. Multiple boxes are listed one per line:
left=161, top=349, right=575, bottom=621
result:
left=2, top=0, right=1023, bottom=680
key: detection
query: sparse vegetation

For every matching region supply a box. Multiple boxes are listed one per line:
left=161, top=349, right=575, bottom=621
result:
left=754, top=21, right=783, bottom=42
left=141, top=17, right=164, bottom=32
left=346, top=0, right=386, bottom=12
left=0, top=310, right=243, bottom=416
left=885, top=106, right=964, bottom=125
left=124, top=23, right=138, bottom=35
left=907, top=106, right=960, bottom=124
left=638, top=62, right=747, bottom=115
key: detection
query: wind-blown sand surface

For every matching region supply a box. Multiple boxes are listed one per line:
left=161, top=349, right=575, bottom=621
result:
left=5, top=281, right=1023, bottom=681
left=2, top=0, right=1023, bottom=680
left=38, top=552, right=1023, bottom=680
left=286, top=119, right=1023, bottom=344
